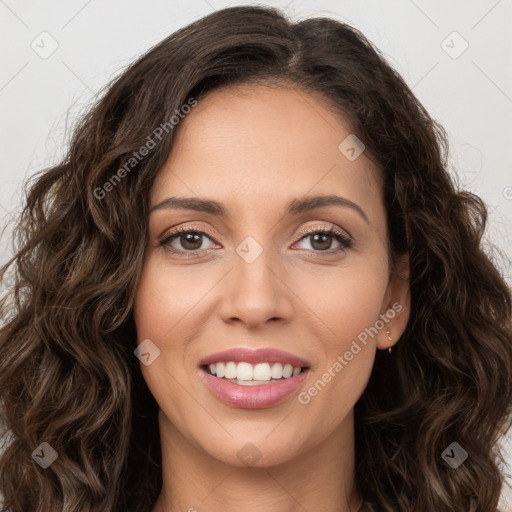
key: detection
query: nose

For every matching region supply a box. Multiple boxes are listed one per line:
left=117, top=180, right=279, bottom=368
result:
left=217, top=245, right=294, bottom=329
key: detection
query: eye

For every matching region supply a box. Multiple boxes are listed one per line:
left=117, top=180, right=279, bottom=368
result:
left=159, top=227, right=217, bottom=254
left=293, top=225, right=352, bottom=254
left=158, top=224, right=353, bottom=257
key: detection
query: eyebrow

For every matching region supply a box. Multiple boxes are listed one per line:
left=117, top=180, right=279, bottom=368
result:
left=149, top=194, right=369, bottom=224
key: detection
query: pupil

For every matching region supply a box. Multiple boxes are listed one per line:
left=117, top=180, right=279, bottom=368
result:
left=312, top=233, right=331, bottom=251
left=182, top=233, right=202, bottom=250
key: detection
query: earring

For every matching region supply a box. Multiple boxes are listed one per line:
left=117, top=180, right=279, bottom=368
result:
left=386, top=330, right=393, bottom=353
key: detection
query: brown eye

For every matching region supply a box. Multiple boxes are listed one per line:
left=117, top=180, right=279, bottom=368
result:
left=159, top=228, right=216, bottom=254
left=309, top=232, right=334, bottom=251
left=177, top=232, right=203, bottom=251
left=294, top=228, right=352, bottom=253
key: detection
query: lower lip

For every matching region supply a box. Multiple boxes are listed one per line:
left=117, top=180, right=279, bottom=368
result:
left=199, top=368, right=310, bottom=409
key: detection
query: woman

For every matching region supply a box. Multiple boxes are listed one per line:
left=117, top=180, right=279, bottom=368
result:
left=0, top=5, right=511, bottom=512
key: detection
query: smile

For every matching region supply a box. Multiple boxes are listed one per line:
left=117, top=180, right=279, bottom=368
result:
left=206, top=361, right=304, bottom=384
left=198, top=347, right=311, bottom=409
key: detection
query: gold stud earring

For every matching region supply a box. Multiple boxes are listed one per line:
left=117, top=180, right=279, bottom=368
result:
left=386, top=330, right=393, bottom=353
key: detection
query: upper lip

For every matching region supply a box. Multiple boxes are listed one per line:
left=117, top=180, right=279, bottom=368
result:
left=199, top=347, right=310, bottom=368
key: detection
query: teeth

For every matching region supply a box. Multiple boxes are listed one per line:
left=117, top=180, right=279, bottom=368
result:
left=253, top=363, right=271, bottom=380
left=210, top=363, right=219, bottom=377
left=271, top=362, right=283, bottom=379
left=282, top=364, right=293, bottom=378
left=237, top=362, right=253, bottom=381
left=225, top=361, right=237, bottom=379
left=232, top=379, right=277, bottom=386
left=207, top=361, right=303, bottom=380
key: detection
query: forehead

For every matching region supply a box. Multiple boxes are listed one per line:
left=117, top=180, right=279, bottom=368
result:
left=151, top=83, right=383, bottom=221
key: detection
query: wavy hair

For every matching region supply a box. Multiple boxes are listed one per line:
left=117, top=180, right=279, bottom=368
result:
left=1, top=5, right=511, bottom=511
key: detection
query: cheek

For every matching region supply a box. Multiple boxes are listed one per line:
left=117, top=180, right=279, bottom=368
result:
left=291, top=259, right=388, bottom=421
left=133, top=257, right=215, bottom=341
left=333, top=272, right=387, bottom=340
left=132, top=256, right=219, bottom=403
left=133, top=263, right=196, bottom=381
left=295, top=256, right=390, bottom=346
left=132, top=260, right=200, bottom=435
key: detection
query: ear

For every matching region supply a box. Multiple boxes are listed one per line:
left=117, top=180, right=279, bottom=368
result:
left=376, top=253, right=411, bottom=351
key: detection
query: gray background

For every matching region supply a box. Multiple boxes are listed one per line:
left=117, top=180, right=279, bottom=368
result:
left=1, top=0, right=511, bottom=508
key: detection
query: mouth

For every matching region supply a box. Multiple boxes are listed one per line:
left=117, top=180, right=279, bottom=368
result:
left=201, top=361, right=309, bottom=386
left=198, top=347, right=311, bottom=409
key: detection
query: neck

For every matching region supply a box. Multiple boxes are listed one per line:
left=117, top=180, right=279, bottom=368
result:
left=153, top=409, right=362, bottom=512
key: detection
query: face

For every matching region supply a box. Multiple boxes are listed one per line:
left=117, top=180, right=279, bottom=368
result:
left=133, top=83, right=410, bottom=468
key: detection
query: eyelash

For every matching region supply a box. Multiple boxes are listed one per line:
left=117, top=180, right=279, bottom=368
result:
left=158, top=224, right=352, bottom=257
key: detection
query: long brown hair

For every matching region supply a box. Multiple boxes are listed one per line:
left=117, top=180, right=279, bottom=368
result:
left=1, top=5, right=511, bottom=511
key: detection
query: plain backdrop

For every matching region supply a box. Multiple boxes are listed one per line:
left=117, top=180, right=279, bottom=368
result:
left=1, top=0, right=511, bottom=508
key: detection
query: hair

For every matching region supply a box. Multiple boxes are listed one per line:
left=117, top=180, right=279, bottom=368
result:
left=1, top=5, right=511, bottom=511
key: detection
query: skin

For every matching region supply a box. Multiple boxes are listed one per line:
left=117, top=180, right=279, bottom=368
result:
left=133, top=83, right=410, bottom=512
